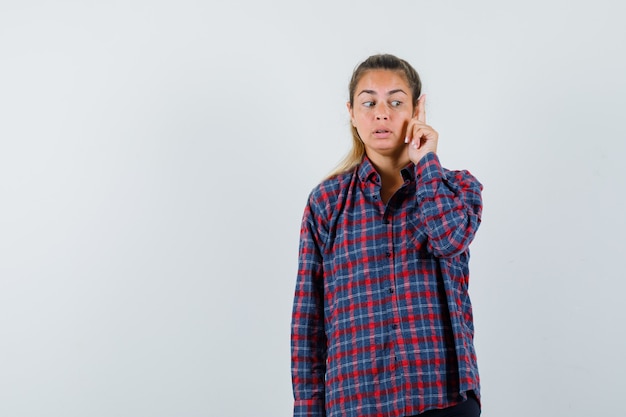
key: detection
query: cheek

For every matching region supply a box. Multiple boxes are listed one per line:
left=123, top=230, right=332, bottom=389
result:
left=350, top=113, right=365, bottom=129
left=351, top=119, right=367, bottom=140
left=401, top=119, right=410, bottom=131
left=352, top=122, right=364, bottom=137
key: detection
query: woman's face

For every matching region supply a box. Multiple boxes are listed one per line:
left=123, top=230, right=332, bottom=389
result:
left=348, top=69, right=417, bottom=162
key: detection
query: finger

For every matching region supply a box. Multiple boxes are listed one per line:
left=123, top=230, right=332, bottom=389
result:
left=416, top=94, right=426, bottom=123
left=405, top=119, right=417, bottom=143
left=411, top=127, right=426, bottom=149
left=411, top=138, right=425, bottom=150
left=412, top=125, right=437, bottom=146
left=405, top=118, right=425, bottom=142
left=406, top=118, right=431, bottom=143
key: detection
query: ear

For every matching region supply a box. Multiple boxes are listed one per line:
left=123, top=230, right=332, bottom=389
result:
left=347, top=101, right=356, bottom=125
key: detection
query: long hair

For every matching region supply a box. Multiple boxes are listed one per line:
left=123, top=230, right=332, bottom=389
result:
left=327, top=54, right=422, bottom=178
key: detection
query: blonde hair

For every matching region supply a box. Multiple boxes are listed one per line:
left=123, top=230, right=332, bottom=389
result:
left=327, top=54, right=422, bottom=178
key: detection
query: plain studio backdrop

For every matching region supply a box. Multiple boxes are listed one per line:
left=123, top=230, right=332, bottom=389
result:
left=1, top=1, right=624, bottom=416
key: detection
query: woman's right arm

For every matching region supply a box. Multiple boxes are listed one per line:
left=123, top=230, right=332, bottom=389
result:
left=290, top=201, right=327, bottom=417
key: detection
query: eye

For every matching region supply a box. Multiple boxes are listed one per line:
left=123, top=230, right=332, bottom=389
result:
left=391, top=100, right=402, bottom=107
left=363, top=101, right=375, bottom=108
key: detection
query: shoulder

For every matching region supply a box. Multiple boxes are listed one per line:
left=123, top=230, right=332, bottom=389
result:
left=307, top=170, right=355, bottom=211
left=301, top=170, right=355, bottom=244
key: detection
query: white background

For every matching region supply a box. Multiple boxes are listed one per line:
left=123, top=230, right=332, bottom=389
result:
left=1, top=1, right=625, bottom=416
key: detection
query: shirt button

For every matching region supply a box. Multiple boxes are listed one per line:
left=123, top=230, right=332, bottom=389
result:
left=383, top=219, right=390, bottom=224
left=386, top=252, right=391, bottom=257
left=392, top=324, right=399, bottom=329
left=389, top=288, right=394, bottom=293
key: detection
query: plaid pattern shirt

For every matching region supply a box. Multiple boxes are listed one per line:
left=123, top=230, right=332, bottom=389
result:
left=291, top=152, right=483, bottom=417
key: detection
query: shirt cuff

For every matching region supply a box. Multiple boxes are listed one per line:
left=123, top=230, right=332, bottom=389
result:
left=415, top=152, right=444, bottom=199
left=294, top=398, right=326, bottom=417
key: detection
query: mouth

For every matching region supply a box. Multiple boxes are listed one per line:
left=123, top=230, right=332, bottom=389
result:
left=373, top=129, right=392, bottom=138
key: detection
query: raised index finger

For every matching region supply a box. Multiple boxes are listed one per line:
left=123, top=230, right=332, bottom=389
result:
left=416, top=95, right=426, bottom=123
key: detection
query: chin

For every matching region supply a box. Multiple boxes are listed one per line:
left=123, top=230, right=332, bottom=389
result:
left=368, top=146, right=405, bottom=158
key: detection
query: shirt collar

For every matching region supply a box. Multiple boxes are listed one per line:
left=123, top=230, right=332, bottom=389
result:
left=401, top=162, right=416, bottom=184
left=357, top=156, right=380, bottom=185
left=357, top=156, right=417, bottom=185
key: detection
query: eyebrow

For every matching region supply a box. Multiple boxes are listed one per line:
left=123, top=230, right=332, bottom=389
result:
left=358, top=88, right=408, bottom=97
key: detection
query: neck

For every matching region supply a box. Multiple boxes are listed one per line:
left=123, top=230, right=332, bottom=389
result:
left=367, top=152, right=410, bottom=179
left=366, top=152, right=410, bottom=203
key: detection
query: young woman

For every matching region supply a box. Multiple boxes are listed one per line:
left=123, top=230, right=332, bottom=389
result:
left=291, top=54, right=483, bottom=417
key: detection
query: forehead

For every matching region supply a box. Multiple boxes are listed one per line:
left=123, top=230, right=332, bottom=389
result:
left=356, top=69, right=410, bottom=93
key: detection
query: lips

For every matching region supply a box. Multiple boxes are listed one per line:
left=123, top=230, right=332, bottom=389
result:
left=373, top=128, right=392, bottom=139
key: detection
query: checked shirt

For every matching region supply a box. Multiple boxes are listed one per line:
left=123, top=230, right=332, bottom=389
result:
left=291, top=152, right=483, bottom=417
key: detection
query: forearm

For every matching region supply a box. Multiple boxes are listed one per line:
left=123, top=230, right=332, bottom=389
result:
left=291, top=213, right=327, bottom=417
left=415, top=152, right=483, bottom=258
left=291, top=275, right=327, bottom=417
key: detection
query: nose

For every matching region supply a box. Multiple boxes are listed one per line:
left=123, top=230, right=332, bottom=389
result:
left=376, top=105, right=389, bottom=120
